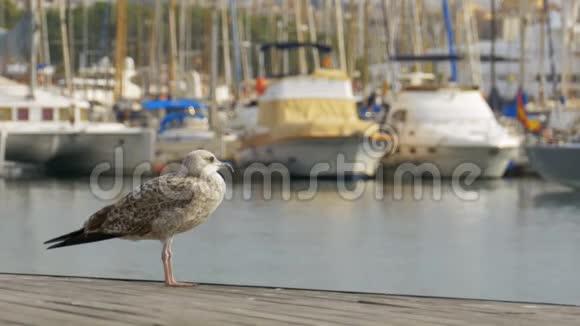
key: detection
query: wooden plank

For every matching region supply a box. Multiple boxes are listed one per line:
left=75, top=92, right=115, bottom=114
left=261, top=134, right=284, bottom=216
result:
left=0, top=274, right=579, bottom=326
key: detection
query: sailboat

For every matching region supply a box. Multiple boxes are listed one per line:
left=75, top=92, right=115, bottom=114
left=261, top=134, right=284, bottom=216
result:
left=525, top=0, right=580, bottom=189
left=0, top=1, right=154, bottom=176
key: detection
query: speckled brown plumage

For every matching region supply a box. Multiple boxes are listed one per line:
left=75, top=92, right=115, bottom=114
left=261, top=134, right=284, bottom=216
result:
left=46, top=170, right=225, bottom=247
left=87, top=172, right=225, bottom=240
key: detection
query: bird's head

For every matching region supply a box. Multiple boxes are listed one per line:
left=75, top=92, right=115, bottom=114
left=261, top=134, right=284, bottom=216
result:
left=182, top=149, right=233, bottom=178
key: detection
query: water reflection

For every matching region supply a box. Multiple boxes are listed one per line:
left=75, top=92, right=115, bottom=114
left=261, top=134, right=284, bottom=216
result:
left=0, top=177, right=579, bottom=305
left=534, top=191, right=580, bottom=209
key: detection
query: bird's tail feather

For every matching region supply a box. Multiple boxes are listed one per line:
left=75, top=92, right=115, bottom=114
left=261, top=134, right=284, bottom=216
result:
left=45, top=229, right=120, bottom=249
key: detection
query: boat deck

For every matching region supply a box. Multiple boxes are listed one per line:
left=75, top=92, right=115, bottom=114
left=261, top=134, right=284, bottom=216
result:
left=0, top=274, right=578, bottom=325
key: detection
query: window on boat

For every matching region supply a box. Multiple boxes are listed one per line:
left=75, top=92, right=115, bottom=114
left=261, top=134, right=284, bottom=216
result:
left=0, top=107, right=11, bottom=121
left=391, top=110, right=407, bottom=123
left=409, top=147, right=416, bottom=154
left=17, top=108, right=29, bottom=121
left=42, top=108, right=54, bottom=121
left=59, top=108, right=72, bottom=121
left=80, top=108, right=89, bottom=121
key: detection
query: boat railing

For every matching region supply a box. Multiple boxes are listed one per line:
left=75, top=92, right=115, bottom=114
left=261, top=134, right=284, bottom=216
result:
left=258, top=42, right=333, bottom=79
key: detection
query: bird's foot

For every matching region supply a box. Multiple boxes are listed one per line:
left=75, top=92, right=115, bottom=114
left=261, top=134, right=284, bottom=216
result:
left=165, top=281, right=198, bottom=287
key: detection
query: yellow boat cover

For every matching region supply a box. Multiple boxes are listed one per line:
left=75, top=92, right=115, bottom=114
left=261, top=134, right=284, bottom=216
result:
left=257, top=98, right=374, bottom=141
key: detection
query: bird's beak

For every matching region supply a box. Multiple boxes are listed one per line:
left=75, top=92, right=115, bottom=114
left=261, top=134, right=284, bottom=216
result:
left=219, top=161, right=234, bottom=174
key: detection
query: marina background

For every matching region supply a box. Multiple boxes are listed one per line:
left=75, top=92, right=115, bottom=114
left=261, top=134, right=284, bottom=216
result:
left=0, top=0, right=579, bottom=319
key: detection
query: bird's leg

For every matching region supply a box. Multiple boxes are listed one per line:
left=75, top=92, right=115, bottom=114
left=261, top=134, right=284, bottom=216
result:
left=161, top=239, right=173, bottom=285
left=162, top=238, right=194, bottom=287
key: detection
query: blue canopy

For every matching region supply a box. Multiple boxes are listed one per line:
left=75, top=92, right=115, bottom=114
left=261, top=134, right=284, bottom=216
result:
left=142, top=98, right=207, bottom=111
left=142, top=99, right=208, bottom=133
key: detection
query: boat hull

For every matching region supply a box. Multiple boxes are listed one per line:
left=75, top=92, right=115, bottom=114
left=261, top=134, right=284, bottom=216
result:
left=5, top=133, right=62, bottom=163
left=526, top=144, right=580, bottom=189
left=3, top=129, right=155, bottom=175
left=383, top=145, right=518, bottom=178
left=47, top=130, right=156, bottom=175
left=238, top=137, right=386, bottom=177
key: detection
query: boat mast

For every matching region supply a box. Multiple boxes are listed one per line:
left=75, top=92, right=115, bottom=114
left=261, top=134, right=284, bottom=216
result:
left=334, top=0, right=346, bottom=72
left=467, top=0, right=482, bottom=87
left=178, top=0, right=187, bottom=77
left=81, top=0, right=88, bottom=68
left=245, top=2, right=254, bottom=80
left=361, top=0, right=370, bottom=92
left=184, top=0, right=193, bottom=73
left=136, top=1, right=144, bottom=68
left=38, top=0, right=50, bottom=69
left=346, top=0, right=357, bottom=76
left=381, top=0, right=398, bottom=95
left=239, top=6, right=250, bottom=85
left=81, top=0, right=89, bottom=98
left=209, top=9, right=219, bottom=133
left=268, top=0, right=279, bottom=76
left=58, top=0, right=72, bottom=97
left=281, top=0, right=289, bottom=74
left=411, top=0, right=423, bottom=72
left=306, top=0, right=319, bottom=69
left=67, top=0, right=75, bottom=73
left=168, top=0, right=178, bottom=97
left=28, top=0, right=39, bottom=99
left=538, top=0, right=546, bottom=104
left=113, top=0, right=127, bottom=102
left=543, top=0, right=558, bottom=101
left=441, top=0, right=458, bottom=83
left=221, top=0, right=232, bottom=93
left=323, top=0, right=332, bottom=46
left=561, top=0, right=579, bottom=100
left=294, top=0, right=307, bottom=74
left=230, top=0, right=242, bottom=98
left=149, top=0, right=161, bottom=96
left=518, top=0, right=527, bottom=91
left=491, top=0, right=497, bottom=91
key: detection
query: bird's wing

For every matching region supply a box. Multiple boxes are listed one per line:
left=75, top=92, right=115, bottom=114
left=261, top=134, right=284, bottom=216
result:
left=84, top=174, right=197, bottom=237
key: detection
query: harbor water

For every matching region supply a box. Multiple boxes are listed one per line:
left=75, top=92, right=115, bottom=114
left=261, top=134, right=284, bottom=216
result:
left=1, top=177, right=580, bottom=305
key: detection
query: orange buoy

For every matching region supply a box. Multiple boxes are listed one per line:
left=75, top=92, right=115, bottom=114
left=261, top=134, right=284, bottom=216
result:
left=321, top=55, right=333, bottom=68
left=256, top=77, right=267, bottom=95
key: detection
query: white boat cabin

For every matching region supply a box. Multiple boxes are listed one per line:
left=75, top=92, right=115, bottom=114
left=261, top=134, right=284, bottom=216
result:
left=0, top=77, right=90, bottom=127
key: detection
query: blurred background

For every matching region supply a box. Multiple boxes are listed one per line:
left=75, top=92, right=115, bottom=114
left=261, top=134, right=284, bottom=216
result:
left=0, top=0, right=579, bottom=305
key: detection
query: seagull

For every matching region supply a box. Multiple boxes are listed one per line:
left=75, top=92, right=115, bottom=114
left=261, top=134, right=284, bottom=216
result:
left=44, top=150, right=232, bottom=287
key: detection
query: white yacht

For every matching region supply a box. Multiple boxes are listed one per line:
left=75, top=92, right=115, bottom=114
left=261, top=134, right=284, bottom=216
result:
left=0, top=77, right=155, bottom=175
left=382, top=75, right=521, bottom=178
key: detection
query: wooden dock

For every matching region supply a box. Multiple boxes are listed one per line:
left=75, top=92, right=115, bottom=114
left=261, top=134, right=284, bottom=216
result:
left=0, top=274, right=578, bottom=325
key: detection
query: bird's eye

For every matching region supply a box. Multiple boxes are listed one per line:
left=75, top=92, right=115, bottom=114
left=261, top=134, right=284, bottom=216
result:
left=208, top=156, right=215, bottom=162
